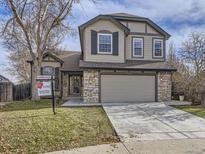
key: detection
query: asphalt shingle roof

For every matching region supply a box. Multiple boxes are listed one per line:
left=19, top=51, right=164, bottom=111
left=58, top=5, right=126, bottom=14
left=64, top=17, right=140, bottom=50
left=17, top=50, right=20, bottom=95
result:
left=61, top=52, right=82, bottom=71
left=79, top=60, right=176, bottom=71
left=106, top=13, right=143, bottom=18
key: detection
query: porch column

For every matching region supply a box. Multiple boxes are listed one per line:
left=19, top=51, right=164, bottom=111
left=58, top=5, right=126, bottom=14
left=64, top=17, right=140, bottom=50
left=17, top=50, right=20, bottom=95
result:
left=158, top=72, right=172, bottom=101
left=62, top=72, right=69, bottom=99
left=83, top=69, right=99, bottom=103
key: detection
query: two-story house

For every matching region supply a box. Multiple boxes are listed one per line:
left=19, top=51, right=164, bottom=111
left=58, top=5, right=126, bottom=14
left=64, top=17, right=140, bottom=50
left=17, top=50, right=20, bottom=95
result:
left=31, top=13, right=176, bottom=103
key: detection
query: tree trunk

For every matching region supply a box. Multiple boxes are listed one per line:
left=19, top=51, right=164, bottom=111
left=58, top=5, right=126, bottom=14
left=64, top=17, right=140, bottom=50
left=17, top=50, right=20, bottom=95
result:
left=31, top=64, right=41, bottom=100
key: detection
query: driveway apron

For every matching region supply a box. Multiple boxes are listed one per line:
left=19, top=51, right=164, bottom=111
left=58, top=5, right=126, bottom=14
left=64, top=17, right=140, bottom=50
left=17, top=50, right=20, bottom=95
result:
left=103, top=102, right=205, bottom=142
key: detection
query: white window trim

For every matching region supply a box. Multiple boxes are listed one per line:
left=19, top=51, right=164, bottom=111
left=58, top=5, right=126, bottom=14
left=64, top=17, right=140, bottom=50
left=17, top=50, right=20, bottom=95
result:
left=132, top=37, right=144, bottom=57
left=153, top=39, right=164, bottom=58
left=97, top=33, right=113, bottom=54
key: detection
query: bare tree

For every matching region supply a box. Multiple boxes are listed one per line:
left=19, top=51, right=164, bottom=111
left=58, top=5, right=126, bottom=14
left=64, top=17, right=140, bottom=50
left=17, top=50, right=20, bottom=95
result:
left=179, top=32, right=205, bottom=77
left=176, top=32, right=205, bottom=103
left=7, top=49, right=31, bottom=83
left=167, top=43, right=195, bottom=100
left=167, top=42, right=191, bottom=75
left=0, top=0, right=79, bottom=100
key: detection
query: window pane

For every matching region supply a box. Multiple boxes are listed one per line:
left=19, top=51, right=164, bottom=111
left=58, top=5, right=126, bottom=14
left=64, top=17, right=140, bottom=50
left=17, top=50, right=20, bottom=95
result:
left=99, top=35, right=111, bottom=44
left=43, top=67, right=54, bottom=75
left=99, top=44, right=111, bottom=52
left=155, top=49, right=162, bottom=56
left=133, top=39, right=143, bottom=56
left=134, top=48, right=142, bottom=56
left=134, top=41, right=142, bottom=48
left=155, top=41, right=162, bottom=56
left=99, top=34, right=112, bottom=53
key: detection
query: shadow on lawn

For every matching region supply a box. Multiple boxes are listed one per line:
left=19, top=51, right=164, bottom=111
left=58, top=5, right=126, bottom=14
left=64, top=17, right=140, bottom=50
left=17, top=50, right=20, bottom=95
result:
left=0, top=99, right=62, bottom=112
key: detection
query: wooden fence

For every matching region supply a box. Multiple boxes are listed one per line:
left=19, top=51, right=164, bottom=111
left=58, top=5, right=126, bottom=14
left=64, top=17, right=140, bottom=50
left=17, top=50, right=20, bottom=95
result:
left=13, top=83, right=31, bottom=101
left=0, top=82, right=12, bottom=102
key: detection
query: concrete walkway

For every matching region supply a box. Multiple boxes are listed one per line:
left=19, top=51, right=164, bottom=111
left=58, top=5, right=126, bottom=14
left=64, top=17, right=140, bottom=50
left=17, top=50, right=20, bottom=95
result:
left=48, top=139, right=205, bottom=154
left=61, top=99, right=102, bottom=107
left=103, top=102, right=205, bottom=142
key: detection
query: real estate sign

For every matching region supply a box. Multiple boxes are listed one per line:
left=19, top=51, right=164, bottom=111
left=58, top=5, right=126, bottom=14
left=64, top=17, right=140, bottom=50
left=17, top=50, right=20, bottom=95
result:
left=37, top=81, right=52, bottom=96
left=36, top=75, right=56, bottom=114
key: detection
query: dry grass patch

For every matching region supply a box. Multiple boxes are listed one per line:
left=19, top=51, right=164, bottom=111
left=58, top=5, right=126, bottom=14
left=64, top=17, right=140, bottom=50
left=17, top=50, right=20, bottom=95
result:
left=0, top=100, right=119, bottom=153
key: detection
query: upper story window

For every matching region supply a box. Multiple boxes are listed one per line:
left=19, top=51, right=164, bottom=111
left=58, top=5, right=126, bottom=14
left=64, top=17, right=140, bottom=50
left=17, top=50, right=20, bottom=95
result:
left=133, top=38, right=143, bottom=57
left=98, top=33, right=112, bottom=54
left=153, top=39, right=163, bottom=58
left=42, top=66, right=55, bottom=75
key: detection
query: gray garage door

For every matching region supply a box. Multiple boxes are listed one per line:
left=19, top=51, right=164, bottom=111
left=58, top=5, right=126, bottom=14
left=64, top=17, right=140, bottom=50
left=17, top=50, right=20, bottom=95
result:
left=101, top=75, right=156, bottom=103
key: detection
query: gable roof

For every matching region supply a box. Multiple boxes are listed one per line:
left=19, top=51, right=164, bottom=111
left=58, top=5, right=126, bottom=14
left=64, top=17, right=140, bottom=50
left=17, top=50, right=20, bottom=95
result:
left=79, top=15, right=130, bottom=34
left=0, top=75, right=11, bottom=82
left=61, top=52, right=82, bottom=71
left=107, top=13, right=143, bottom=18
left=43, top=51, right=64, bottom=64
left=78, top=14, right=130, bottom=58
left=107, top=13, right=171, bottom=39
left=78, top=13, right=171, bottom=56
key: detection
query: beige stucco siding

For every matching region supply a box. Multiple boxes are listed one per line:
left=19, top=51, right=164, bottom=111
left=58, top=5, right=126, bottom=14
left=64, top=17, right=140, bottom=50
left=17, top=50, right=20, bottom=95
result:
left=120, top=21, right=127, bottom=26
left=43, top=57, right=56, bottom=61
left=124, top=21, right=160, bottom=34
left=126, top=34, right=165, bottom=61
left=83, top=19, right=125, bottom=63
left=127, top=22, right=146, bottom=33
left=147, top=24, right=160, bottom=34
left=41, top=62, right=61, bottom=68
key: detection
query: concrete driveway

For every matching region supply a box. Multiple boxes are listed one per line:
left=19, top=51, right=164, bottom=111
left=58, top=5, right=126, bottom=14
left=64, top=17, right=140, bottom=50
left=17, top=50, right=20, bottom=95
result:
left=103, top=102, right=205, bottom=142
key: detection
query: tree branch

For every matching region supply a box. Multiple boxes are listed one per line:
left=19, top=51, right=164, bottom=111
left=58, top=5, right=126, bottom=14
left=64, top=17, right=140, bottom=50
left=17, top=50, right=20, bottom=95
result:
left=7, top=0, right=36, bottom=61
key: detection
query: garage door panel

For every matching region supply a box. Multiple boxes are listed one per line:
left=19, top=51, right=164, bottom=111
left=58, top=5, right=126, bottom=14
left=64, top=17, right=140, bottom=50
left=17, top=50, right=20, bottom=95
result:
left=101, top=75, right=155, bottom=103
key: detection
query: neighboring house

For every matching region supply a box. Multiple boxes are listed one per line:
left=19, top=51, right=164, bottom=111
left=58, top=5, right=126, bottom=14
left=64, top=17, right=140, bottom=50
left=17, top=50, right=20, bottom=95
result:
left=29, top=13, right=177, bottom=103
left=0, top=75, right=13, bottom=102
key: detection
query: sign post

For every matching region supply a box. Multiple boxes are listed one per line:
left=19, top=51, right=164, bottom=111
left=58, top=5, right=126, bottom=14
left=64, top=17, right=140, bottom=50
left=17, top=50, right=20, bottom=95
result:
left=36, top=75, right=56, bottom=115
left=51, top=76, right=56, bottom=115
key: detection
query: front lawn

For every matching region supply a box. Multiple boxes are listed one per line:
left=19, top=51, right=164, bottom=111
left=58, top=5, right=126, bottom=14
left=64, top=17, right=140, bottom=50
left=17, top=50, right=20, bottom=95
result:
left=0, top=100, right=119, bottom=153
left=176, top=106, right=205, bottom=119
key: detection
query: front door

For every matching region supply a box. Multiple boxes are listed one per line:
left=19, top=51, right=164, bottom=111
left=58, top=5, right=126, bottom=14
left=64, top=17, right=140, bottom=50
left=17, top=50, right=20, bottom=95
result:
left=69, top=75, right=82, bottom=96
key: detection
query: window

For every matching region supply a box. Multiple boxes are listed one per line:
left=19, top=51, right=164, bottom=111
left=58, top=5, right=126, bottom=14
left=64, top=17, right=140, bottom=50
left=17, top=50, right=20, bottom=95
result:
left=98, top=33, right=112, bottom=54
left=153, top=39, right=163, bottom=58
left=133, top=38, right=143, bottom=57
left=42, top=66, right=55, bottom=75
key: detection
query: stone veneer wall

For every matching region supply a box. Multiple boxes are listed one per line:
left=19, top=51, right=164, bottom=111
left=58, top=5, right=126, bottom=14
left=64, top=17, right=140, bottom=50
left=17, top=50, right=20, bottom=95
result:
left=83, top=69, right=99, bottom=103
left=158, top=72, right=172, bottom=102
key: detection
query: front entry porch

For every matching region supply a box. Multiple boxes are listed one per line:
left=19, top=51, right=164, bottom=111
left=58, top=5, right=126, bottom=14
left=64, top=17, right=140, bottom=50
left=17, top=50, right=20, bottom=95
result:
left=69, top=75, right=83, bottom=97
left=62, top=72, right=83, bottom=99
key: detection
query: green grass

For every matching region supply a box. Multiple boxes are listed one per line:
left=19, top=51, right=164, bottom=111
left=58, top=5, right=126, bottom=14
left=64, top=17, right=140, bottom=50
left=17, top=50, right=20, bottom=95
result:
left=0, top=100, right=119, bottom=154
left=176, top=106, right=205, bottom=118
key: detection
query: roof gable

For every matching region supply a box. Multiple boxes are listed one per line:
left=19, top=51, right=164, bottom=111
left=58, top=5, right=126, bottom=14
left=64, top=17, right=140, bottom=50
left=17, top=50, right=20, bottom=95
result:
left=79, top=15, right=130, bottom=34
left=43, top=52, right=64, bottom=64
left=0, top=75, right=10, bottom=82
left=107, top=13, right=142, bottom=18
left=107, top=13, right=171, bottom=39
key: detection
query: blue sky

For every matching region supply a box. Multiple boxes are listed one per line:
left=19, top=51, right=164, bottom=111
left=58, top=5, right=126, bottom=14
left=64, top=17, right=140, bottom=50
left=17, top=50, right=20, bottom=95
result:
left=1, top=0, right=205, bottom=81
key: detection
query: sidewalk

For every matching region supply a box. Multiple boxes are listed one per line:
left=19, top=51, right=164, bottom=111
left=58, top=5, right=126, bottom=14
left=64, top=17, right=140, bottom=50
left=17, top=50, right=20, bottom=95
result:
left=47, top=143, right=129, bottom=154
left=47, top=139, right=205, bottom=154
